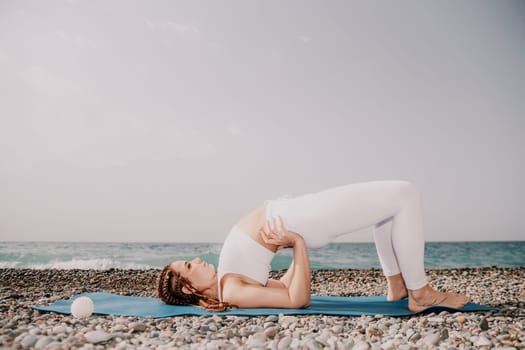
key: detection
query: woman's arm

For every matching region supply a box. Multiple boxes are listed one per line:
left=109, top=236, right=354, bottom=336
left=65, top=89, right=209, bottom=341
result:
left=267, top=257, right=296, bottom=289
left=286, top=236, right=311, bottom=307
left=222, top=217, right=311, bottom=308
left=264, top=216, right=310, bottom=303
left=222, top=234, right=310, bottom=308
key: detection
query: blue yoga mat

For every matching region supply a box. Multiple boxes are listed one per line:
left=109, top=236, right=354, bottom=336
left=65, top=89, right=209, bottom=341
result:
left=33, top=292, right=494, bottom=318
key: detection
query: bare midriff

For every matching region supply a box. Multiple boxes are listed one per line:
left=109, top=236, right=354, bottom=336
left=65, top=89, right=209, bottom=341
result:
left=219, top=207, right=278, bottom=300
left=236, top=207, right=279, bottom=254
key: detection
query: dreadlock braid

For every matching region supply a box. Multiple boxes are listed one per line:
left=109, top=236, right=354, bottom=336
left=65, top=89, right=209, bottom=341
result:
left=157, top=264, right=237, bottom=312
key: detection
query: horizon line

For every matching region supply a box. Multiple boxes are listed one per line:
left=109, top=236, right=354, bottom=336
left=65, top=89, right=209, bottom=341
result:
left=1, top=239, right=524, bottom=244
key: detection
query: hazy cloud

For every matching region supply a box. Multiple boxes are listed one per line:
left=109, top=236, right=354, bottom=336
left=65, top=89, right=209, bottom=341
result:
left=54, top=31, right=67, bottom=39
left=0, top=50, right=9, bottom=63
left=73, top=36, right=97, bottom=49
left=268, top=49, right=282, bottom=63
left=299, top=35, right=312, bottom=44
left=202, top=143, right=218, bottom=156
left=1, top=1, right=523, bottom=242
left=166, top=21, right=200, bottom=36
left=227, top=123, right=242, bottom=137
left=144, top=19, right=155, bottom=31
left=18, top=65, right=80, bottom=97
left=52, top=31, right=97, bottom=49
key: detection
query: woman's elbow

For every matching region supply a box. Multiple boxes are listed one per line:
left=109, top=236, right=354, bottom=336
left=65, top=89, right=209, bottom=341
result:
left=290, top=295, right=311, bottom=309
left=303, top=296, right=311, bottom=308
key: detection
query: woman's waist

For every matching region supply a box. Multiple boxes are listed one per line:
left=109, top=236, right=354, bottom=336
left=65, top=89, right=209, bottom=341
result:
left=226, top=224, right=275, bottom=258
left=235, top=207, right=278, bottom=253
left=218, top=225, right=275, bottom=282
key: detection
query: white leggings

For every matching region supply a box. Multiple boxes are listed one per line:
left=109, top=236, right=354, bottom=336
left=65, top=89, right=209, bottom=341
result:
left=264, top=180, right=428, bottom=290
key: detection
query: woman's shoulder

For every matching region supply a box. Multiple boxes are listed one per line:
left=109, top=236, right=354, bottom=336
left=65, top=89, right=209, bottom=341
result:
left=221, top=273, right=264, bottom=288
left=220, top=273, right=263, bottom=301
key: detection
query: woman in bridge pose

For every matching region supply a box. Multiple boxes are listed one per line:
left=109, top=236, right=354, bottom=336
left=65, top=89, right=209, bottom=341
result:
left=157, top=180, right=469, bottom=312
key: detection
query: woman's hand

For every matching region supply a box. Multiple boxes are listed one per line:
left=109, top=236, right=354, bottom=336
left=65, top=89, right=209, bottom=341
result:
left=259, top=216, right=300, bottom=250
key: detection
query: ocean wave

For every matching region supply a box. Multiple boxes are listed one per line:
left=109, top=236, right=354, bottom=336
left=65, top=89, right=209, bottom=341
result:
left=12, top=259, right=153, bottom=270
left=0, top=261, right=19, bottom=268
left=1, top=241, right=523, bottom=270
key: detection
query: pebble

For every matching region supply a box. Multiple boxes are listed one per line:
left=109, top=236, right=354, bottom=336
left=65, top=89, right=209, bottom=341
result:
left=479, top=317, right=489, bottom=330
left=278, top=336, right=292, bottom=350
left=353, top=340, right=371, bottom=350
left=114, top=340, right=127, bottom=350
left=52, top=325, right=67, bottom=334
left=279, top=315, right=298, bottom=328
left=332, top=325, right=343, bottom=334
left=407, top=329, right=420, bottom=341
left=265, top=315, right=279, bottom=322
left=264, top=326, right=278, bottom=338
left=456, top=315, right=467, bottom=323
left=440, top=327, right=449, bottom=340
left=306, top=338, right=322, bottom=350
left=34, top=336, right=53, bottom=349
left=84, top=330, right=112, bottom=344
left=367, top=327, right=380, bottom=337
left=206, top=342, right=219, bottom=350
left=1, top=267, right=523, bottom=350
left=247, top=332, right=267, bottom=348
left=130, top=322, right=147, bottom=332
left=476, top=335, right=492, bottom=347
left=20, top=334, right=38, bottom=348
left=380, top=340, right=395, bottom=350
left=422, top=332, right=441, bottom=346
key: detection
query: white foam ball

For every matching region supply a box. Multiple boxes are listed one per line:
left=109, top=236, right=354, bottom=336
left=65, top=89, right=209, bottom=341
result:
left=71, top=296, right=94, bottom=318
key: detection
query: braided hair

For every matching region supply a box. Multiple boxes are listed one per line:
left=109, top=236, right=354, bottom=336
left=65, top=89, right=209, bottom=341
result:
left=157, top=264, right=237, bottom=312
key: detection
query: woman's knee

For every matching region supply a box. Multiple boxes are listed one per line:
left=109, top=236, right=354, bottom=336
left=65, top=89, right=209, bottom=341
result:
left=395, top=181, right=420, bottom=202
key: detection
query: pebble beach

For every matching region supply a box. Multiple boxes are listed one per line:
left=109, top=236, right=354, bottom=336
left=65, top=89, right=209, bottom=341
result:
left=1, top=267, right=523, bottom=350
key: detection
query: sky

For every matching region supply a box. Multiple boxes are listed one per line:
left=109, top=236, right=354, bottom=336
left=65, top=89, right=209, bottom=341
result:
left=0, top=0, right=524, bottom=243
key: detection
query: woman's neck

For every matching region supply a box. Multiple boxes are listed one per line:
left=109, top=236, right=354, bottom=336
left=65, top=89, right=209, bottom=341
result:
left=204, top=274, right=219, bottom=300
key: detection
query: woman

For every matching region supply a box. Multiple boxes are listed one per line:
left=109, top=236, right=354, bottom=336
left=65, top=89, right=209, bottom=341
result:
left=158, top=180, right=470, bottom=312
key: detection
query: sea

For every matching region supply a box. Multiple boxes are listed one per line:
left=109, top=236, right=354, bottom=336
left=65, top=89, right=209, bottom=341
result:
left=0, top=241, right=524, bottom=270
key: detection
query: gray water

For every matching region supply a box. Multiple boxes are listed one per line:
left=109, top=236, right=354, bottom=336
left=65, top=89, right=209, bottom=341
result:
left=0, top=241, right=523, bottom=270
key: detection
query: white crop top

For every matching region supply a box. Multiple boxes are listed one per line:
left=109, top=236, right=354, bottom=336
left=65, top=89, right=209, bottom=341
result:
left=216, top=225, right=275, bottom=302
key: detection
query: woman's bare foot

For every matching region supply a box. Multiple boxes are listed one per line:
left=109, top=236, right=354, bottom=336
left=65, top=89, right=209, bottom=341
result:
left=386, top=273, right=408, bottom=301
left=408, top=284, right=470, bottom=313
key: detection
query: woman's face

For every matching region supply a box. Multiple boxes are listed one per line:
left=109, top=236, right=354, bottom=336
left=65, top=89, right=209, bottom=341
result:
left=169, top=257, right=216, bottom=293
